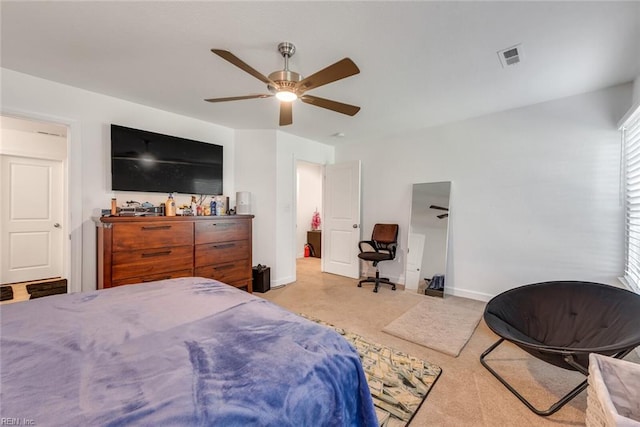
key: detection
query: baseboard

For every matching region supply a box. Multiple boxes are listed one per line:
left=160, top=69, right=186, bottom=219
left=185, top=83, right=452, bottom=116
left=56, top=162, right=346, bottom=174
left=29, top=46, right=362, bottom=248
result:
left=273, top=275, right=295, bottom=288
left=445, top=287, right=493, bottom=302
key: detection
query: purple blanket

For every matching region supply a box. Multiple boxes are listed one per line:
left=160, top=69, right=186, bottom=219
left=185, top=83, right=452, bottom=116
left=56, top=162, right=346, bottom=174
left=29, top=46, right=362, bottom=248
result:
left=0, top=278, right=378, bottom=426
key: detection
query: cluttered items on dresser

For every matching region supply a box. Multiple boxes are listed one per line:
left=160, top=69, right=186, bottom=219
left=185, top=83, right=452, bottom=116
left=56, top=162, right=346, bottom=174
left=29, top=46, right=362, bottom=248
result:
left=102, top=194, right=233, bottom=217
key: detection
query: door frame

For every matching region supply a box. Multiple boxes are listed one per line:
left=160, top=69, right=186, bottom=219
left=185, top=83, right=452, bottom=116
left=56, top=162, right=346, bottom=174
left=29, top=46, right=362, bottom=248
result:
left=292, top=157, right=326, bottom=281
left=1, top=109, right=82, bottom=294
left=292, top=159, right=362, bottom=281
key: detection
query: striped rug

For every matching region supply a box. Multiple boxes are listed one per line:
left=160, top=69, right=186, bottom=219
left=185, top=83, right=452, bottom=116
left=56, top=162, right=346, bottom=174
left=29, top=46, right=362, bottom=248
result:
left=0, top=278, right=67, bottom=304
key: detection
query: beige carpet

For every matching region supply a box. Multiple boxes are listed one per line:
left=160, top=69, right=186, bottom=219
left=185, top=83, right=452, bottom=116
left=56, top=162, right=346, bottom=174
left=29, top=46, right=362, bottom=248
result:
left=263, top=258, right=640, bottom=426
left=382, top=297, right=485, bottom=357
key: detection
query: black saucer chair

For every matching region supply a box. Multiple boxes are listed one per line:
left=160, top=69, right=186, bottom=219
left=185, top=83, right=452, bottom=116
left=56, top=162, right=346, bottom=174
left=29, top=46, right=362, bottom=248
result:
left=357, top=224, right=398, bottom=293
left=480, top=281, right=640, bottom=416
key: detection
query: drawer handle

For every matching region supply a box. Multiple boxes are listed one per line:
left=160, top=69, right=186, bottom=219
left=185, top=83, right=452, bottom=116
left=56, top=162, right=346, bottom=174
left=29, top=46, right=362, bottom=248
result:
left=211, top=243, right=235, bottom=249
left=142, top=225, right=172, bottom=231
left=141, top=250, right=172, bottom=258
left=143, top=276, right=171, bottom=282
left=211, top=223, right=232, bottom=227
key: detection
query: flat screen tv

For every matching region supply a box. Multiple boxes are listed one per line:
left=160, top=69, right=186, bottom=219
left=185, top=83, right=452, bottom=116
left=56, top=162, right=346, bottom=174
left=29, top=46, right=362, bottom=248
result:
left=111, top=124, right=223, bottom=195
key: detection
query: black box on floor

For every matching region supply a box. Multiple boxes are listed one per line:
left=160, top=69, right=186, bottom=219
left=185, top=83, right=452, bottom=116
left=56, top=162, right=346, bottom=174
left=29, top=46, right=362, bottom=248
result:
left=252, top=265, right=270, bottom=293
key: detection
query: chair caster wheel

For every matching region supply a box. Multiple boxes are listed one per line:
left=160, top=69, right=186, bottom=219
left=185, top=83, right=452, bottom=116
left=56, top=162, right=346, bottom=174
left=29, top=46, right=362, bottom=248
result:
left=373, top=288, right=378, bottom=293
left=357, top=283, right=362, bottom=288
left=392, top=286, right=396, bottom=291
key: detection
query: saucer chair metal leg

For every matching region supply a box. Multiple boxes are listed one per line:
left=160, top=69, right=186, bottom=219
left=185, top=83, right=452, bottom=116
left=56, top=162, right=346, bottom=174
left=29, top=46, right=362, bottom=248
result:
left=480, top=338, right=588, bottom=416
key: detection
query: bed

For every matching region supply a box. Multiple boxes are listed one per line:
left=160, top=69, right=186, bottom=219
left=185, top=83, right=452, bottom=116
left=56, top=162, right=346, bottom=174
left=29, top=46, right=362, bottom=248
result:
left=0, top=277, right=378, bottom=426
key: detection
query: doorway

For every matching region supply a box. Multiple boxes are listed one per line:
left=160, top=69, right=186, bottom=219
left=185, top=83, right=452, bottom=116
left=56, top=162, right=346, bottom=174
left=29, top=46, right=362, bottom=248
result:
left=0, top=115, right=69, bottom=296
left=296, top=161, right=323, bottom=272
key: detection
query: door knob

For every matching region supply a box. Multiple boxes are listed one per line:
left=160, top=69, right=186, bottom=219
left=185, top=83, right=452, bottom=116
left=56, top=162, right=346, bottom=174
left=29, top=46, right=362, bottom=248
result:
left=54, top=223, right=61, bottom=228
left=352, top=224, right=358, bottom=228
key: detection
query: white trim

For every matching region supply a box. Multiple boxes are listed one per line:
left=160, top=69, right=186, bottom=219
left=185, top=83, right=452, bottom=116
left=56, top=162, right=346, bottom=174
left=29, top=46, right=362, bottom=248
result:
left=293, top=156, right=327, bottom=279
left=445, top=287, right=493, bottom=302
left=273, top=275, right=295, bottom=288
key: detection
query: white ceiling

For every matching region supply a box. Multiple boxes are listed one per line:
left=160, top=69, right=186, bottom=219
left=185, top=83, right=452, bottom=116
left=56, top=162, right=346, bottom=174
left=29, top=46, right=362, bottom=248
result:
left=1, top=1, right=639, bottom=145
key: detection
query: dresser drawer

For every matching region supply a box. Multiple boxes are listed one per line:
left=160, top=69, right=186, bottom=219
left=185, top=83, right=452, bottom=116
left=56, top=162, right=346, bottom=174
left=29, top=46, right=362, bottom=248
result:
left=195, top=220, right=250, bottom=244
left=112, top=245, right=194, bottom=281
left=111, top=269, right=194, bottom=288
left=195, top=259, right=251, bottom=284
left=113, top=222, right=193, bottom=251
left=195, top=240, right=249, bottom=266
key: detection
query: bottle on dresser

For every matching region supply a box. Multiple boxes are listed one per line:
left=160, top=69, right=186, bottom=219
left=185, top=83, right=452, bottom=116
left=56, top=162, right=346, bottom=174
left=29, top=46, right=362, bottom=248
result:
left=191, top=196, right=198, bottom=216
left=165, top=194, right=176, bottom=217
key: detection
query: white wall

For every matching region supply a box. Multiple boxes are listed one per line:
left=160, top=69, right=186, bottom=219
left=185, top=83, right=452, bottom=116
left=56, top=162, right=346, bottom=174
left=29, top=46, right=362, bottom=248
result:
left=234, top=130, right=333, bottom=287
left=337, top=84, right=633, bottom=301
left=296, top=161, right=323, bottom=257
left=275, top=132, right=333, bottom=285
left=234, top=130, right=278, bottom=276
left=633, top=75, right=640, bottom=105
left=1, top=69, right=235, bottom=292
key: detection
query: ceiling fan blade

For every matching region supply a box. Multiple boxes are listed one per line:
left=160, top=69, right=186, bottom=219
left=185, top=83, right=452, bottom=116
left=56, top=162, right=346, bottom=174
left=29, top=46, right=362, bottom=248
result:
left=211, top=49, right=278, bottom=87
left=296, top=58, right=360, bottom=92
left=437, top=213, right=449, bottom=219
left=300, top=95, right=360, bottom=116
left=205, top=94, right=272, bottom=103
left=279, top=102, right=293, bottom=126
left=429, top=205, right=449, bottom=211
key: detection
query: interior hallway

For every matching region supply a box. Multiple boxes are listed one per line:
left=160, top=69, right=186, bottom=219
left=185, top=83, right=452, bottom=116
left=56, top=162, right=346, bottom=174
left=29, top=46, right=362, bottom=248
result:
left=261, top=258, right=637, bottom=426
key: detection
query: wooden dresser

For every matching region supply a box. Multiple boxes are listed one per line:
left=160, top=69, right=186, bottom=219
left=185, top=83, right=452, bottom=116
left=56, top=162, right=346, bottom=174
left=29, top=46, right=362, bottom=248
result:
left=96, top=215, right=253, bottom=292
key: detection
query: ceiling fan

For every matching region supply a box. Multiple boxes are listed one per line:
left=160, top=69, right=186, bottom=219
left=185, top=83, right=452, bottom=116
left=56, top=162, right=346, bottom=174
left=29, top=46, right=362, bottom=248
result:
left=205, top=42, right=361, bottom=126
left=430, top=205, right=449, bottom=219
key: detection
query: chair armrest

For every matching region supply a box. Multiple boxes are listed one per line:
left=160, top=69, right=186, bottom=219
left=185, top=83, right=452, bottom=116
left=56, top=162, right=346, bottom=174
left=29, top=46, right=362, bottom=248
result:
left=358, top=240, right=377, bottom=252
left=387, top=242, right=398, bottom=258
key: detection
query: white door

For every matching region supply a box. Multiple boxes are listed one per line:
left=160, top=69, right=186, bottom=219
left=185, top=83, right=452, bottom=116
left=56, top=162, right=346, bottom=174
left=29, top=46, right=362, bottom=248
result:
left=0, top=155, right=64, bottom=284
left=405, top=233, right=425, bottom=290
left=323, top=161, right=361, bottom=279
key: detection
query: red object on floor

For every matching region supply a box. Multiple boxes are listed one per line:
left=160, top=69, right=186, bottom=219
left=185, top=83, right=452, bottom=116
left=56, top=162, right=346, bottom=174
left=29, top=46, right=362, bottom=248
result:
left=304, top=245, right=310, bottom=257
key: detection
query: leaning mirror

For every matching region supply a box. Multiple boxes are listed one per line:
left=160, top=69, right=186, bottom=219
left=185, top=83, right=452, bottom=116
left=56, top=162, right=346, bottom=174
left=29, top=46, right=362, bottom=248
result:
left=405, top=182, right=451, bottom=297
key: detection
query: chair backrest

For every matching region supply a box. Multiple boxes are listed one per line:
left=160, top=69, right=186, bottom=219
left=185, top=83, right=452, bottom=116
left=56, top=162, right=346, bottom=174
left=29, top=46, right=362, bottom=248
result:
left=372, top=224, right=398, bottom=245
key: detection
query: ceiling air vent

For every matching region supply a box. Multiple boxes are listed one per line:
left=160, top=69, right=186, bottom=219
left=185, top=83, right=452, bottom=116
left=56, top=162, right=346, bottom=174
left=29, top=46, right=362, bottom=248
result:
left=497, top=44, right=523, bottom=68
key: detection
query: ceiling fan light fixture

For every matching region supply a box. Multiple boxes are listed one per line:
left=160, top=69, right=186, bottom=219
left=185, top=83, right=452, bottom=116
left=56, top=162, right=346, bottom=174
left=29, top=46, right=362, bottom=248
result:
left=207, top=42, right=361, bottom=125
left=275, top=90, right=297, bottom=102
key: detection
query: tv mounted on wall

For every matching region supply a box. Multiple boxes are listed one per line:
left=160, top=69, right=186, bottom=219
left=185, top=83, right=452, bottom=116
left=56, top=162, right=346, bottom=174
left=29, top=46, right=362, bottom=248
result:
left=111, top=124, right=223, bottom=195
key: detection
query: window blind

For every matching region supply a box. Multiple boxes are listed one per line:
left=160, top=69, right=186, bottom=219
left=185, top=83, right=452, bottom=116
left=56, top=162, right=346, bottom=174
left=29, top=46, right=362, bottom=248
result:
left=623, top=106, right=640, bottom=293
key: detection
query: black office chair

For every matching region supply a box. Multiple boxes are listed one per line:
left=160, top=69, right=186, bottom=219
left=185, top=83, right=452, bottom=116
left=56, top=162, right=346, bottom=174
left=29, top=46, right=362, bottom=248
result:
left=357, top=224, right=399, bottom=293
